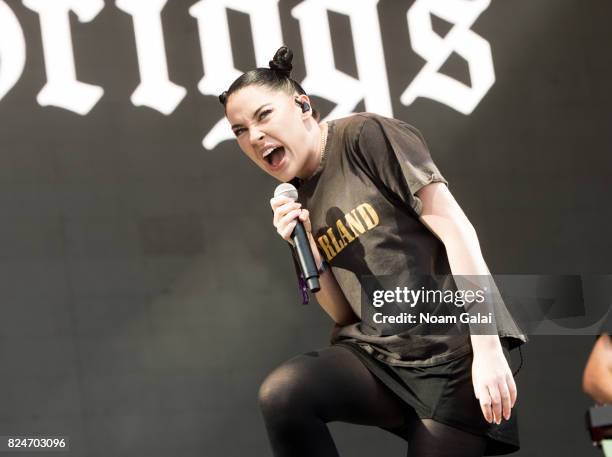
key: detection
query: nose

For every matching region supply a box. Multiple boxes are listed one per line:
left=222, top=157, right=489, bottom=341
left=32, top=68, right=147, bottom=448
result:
left=249, top=126, right=265, bottom=147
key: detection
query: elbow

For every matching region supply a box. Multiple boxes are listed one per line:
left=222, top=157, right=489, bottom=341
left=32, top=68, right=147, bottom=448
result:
left=439, top=225, right=482, bottom=265
left=438, top=220, right=479, bottom=250
left=582, top=335, right=612, bottom=403
left=458, top=222, right=478, bottom=245
left=583, top=378, right=606, bottom=404
left=582, top=371, right=595, bottom=397
left=582, top=362, right=611, bottom=404
left=334, top=310, right=360, bottom=327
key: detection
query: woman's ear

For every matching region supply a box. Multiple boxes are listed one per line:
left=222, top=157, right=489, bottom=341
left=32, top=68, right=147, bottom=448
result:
left=295, top=95, right=313, bottom=119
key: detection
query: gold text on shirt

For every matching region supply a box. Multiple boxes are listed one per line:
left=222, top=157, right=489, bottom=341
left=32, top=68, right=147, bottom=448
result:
left=316, top=203, right=379, bottom=261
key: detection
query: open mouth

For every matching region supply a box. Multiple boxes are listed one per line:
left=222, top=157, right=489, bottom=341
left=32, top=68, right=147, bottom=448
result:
left=263, top=146, right=286, bottom=168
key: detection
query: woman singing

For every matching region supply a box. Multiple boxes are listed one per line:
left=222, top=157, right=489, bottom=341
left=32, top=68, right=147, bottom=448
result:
left=219, top=46, right=527, bottom=457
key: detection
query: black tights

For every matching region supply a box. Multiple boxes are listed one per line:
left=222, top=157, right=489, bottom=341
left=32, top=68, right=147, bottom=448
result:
left=258, top=345, right=487, bottom=457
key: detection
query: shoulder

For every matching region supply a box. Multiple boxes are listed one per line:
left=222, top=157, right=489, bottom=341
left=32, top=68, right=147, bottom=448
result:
left=331, top=112, right=424, bottom=147
left=332, top=111, right=414, bottom=130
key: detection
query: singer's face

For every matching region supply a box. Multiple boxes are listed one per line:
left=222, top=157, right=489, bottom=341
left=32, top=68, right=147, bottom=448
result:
left=225, top=85, right=313, bottom=182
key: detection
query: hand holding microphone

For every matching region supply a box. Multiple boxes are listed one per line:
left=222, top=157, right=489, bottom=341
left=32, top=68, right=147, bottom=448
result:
left=271, top=183, right=322, bottom=293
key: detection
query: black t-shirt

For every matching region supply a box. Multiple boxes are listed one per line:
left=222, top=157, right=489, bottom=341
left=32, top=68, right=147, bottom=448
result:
left=293, top=112, right=527, bottom=367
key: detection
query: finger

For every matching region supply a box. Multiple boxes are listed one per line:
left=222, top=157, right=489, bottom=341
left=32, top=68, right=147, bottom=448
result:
left=488, top=385, right=502, bottom=425
left=476, top=386, right=493, bottom=424
left=507, top=373, right=517, bottom=408
left=276, top=201, right=301, bottom=220
left=270, top=196, right=297, bottom=207
left=270, top=196, right=291, bottom=210
left=280, top=220, right=297, bottom=241
left=278, top=208, right=302, bottom=230
left=298, top=209, right=309, bottom=222
left=299, top=210, right=312, bottom=232
left=271, top=197, right=299, bottom=214
left=273, top=202, right=301, bottom=227
left=498, top=380, right=512, bottom=421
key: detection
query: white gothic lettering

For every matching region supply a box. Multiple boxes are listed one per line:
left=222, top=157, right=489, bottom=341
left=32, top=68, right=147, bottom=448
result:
left=0, top=0, right=495, bottom=147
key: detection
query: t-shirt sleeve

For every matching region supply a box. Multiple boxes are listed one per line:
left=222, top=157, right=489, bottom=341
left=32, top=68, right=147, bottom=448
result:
left=355, top=115, right=448, bottom=215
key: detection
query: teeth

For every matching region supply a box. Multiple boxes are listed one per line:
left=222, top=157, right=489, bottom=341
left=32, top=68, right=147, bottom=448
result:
left=262, top=145, right=281, bottom=158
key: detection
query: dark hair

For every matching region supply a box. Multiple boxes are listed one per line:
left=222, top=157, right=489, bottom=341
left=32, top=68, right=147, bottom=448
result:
left=219, top=46, right=320, bottom=122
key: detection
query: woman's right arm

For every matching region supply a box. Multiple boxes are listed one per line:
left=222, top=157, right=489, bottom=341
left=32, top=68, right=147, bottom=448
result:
left=270, top=196, right=359, bottom=326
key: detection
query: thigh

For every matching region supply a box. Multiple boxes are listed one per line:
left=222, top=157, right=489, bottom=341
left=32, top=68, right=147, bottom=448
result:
left=406, top=418, right=487, bottom=457
left=258, top=344, right=409, bottom=429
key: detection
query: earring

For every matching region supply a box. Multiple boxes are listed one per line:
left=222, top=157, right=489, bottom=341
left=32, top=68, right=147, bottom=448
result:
left=295, top=98, right=310, bottom=113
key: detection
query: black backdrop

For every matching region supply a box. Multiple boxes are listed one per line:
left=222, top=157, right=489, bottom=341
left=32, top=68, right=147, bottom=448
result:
left=0, top=0, right=610, bottom=455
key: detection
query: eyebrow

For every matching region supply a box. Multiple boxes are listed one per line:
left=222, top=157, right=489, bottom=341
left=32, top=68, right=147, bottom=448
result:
left=231, top=104, right=270, bottom=130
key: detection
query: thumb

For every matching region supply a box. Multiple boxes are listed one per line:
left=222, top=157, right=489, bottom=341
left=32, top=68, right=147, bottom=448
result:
left=299, top=209, right=312, bottom=232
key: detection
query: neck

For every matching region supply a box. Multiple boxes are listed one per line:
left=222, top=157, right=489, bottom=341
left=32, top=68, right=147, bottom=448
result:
left=296, top=121, right=327, bottom=181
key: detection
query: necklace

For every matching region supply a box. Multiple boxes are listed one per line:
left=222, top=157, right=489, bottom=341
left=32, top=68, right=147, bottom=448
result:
left=304, top=122, right=328, bottom=181
left=318, top=122, right=328, bottom=165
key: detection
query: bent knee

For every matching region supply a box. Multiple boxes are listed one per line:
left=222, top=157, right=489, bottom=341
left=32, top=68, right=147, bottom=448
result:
left=257, top=359, right=313, bottom=415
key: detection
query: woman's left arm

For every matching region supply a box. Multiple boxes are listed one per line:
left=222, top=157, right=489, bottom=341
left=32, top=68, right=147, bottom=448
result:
left=416, top=182, right=516, bottom=425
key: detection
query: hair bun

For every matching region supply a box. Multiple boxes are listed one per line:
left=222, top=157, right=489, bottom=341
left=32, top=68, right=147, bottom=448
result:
left=218, top=90, right=228, bottom=105
left=268, top=46, right=293, bottom=77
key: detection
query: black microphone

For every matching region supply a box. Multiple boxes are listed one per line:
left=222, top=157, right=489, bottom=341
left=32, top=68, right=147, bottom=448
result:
left=274, top=183, right=320, bottom=293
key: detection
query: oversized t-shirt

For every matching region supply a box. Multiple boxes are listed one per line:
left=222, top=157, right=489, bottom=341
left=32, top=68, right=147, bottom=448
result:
left=290, top=112, right=527, bottom=367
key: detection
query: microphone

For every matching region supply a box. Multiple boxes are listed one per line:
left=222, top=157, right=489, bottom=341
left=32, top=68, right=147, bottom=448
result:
left=274, top=183, right=320, bottom=293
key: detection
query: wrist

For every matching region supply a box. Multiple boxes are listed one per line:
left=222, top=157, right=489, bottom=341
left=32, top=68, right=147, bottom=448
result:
left=470, top=334, right=502, bottom=354
left=317, top=258, right=330, bottom=275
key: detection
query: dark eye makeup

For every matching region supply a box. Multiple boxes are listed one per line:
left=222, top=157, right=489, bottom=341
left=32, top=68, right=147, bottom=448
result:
left=233, top=109, right=272, bottom=137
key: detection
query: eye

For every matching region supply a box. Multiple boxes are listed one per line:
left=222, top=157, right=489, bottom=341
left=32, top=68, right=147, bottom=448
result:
left=259, top=109, right=272, bottom=120
left=233, top=127, right=245, bottom=137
